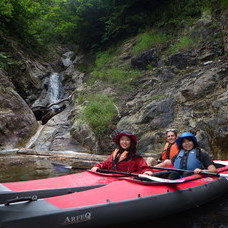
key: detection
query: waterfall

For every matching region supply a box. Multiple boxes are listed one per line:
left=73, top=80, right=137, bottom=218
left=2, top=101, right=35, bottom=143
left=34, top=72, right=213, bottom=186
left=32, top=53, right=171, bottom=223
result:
left=26, top=72, right=65, bottom=149
left=48, top=72, right=64, bottom=108
left=25, top=51, right=85, bottom=151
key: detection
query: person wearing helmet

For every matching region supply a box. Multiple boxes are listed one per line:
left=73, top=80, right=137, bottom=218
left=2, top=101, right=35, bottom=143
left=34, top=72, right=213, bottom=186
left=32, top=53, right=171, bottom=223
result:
left=155, top=132, right=217, bottom=179
left=146, top=129, right=179, bottom=166
left=91, top=130, right=152, bottom=175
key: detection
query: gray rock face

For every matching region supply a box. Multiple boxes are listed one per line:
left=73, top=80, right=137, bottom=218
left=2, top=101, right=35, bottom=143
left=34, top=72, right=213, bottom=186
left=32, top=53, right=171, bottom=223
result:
left=131, top=48, right=159, bottom=69
left=61, top=51, right=75, bottom=67
left=0, top=6, right=227, bottom=160
left=0, top=70, right=38, bottom=149
left=168, top=52, right=198, bottom=69
left=111, top=9, right=228, bottom=157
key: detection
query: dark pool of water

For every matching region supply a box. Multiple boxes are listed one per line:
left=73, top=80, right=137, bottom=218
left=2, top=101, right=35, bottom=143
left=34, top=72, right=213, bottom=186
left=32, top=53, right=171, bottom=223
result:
left=0, top=155, right=93, bottom=182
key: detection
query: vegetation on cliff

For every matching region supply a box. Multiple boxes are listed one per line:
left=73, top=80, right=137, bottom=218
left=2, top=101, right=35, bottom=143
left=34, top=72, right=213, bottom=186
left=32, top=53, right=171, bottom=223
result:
left=1, top=0, right=225, bottom=49
left=0, top=0, right=227, bottom=153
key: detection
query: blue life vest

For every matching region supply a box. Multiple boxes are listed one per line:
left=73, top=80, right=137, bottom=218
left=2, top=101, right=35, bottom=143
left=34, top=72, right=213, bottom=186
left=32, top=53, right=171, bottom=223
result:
left=174, top=148, right=203, bottom=170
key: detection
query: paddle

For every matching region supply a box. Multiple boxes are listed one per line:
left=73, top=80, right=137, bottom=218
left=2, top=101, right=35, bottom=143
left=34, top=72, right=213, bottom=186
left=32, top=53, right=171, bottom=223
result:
left=51, top=162, right=185, bottom=184
left=214, top=160, right=228, bottom=166
left=150, top=166, right=228, bottom=178
left=51, top=163, right=89, bottom=172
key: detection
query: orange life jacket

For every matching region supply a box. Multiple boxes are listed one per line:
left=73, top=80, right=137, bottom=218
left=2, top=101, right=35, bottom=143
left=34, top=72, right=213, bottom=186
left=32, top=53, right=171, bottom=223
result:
left=160, top=142, right=179, bottom=160
left=112, top=149, right=129, bottom=162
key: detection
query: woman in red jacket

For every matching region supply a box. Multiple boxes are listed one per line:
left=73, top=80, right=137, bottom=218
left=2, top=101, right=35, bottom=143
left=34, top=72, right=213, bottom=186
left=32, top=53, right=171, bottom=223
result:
left=91, top=130, right=152, bottom=174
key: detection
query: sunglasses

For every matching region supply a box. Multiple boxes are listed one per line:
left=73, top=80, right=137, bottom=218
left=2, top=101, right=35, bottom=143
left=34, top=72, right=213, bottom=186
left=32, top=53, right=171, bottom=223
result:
left=166, top=129, right=177, bottom=132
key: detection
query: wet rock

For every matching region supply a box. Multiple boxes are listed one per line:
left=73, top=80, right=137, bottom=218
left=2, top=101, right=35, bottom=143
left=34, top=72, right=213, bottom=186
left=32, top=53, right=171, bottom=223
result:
left=168, top=52, right=198, bottom=69
left=137, top=97, right=176, bottom=128
left=131, top=48, right=159, bottom=69
left=61, top=51, right=75, bottom=67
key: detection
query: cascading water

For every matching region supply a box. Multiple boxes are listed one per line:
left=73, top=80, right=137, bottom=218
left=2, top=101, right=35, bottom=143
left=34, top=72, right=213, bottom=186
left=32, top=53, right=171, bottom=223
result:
left=31, top=72, right=64, bottom=109
left=1, top=51, right=89, bottom=183
left=25, top=51, right=86, bottom=152
left=48, top=72, right=64, bottom=108
left=26, top=72, right=65, bottom=149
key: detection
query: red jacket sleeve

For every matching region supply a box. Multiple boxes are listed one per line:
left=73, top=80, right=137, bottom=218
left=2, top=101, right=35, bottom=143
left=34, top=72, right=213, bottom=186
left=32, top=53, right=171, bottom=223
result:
left=134, top=157, right=151, bottom=173
left=94, top=154, right=113, bottom=169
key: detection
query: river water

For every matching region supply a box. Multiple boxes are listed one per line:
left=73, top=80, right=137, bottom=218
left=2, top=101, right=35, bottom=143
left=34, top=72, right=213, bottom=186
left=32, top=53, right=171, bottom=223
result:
left=1, top=157, right=228, bottom=228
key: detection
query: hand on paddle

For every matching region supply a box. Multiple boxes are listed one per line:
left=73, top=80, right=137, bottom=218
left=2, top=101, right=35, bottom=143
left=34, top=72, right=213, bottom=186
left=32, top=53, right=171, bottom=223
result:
left=194, top=168, right=204, bottom=174
left=91, top=167, right=99, bottom=172
left=143, top=171, right=153, bottom=176
left=91, top=166, right=153, bottom=176
left=194, top=164, right=217, bottom=174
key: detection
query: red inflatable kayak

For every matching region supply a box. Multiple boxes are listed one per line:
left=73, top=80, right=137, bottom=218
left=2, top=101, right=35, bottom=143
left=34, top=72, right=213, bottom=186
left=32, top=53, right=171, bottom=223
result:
left=1, top=160, right=226, bottom=205
left=0, top=170, right=124, bottom=204
left=1, top=165, right=228, bottom=227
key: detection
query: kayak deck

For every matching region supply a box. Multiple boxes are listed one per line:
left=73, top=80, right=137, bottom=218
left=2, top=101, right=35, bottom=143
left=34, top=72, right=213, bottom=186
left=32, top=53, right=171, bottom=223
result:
left=45, top=166, right=228, bottom=209
left=45, top=174, right=219, bottom=208
left=1, top=167, right=228, bottom=227
left=1, top=171, right=123, bottom=191
left=0, top=171, right=124, bottom=204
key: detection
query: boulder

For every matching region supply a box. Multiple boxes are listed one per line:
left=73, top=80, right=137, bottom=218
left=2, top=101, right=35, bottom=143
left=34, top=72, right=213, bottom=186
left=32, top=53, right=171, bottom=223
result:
left=0, top=70, right=38, bottom=149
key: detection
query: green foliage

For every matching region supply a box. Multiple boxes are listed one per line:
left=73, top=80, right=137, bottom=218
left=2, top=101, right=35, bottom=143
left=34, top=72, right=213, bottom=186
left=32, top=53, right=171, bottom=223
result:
left=167, top=36, right=199, bottom=55
left=149, top=95, right=165, bottom=102
left=0, top=52, right=20, bottom=70
left=91, top=67, right=141, bottom=85
left=74, top=90, right=90, bottom=104
left=0, top=0, right=49, bottom=49
left=132, top=31, right=169, bottom=55
left=0, top=0, right=216, bottom=51
left=94, top=50, right=117, bottom=69
left=82, top=94, right=116, bottom=136
left=87, top=47, right=141, bottom=90
left=152, top=0, right=211, bottom=32
left=0, top=0, right=14, bottom=17
left=220, top=0, right=228, bottom=8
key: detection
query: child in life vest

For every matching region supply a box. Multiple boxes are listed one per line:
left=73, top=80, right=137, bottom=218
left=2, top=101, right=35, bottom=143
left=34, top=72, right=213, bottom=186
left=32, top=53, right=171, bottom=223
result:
left=155, top=132, right=217, bottom=179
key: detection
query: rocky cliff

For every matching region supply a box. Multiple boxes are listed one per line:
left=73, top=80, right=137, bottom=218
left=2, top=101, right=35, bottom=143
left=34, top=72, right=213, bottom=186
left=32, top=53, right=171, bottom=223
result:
left=70, top=7, right=228, bottom=158
left=0, top=7, right=227, bottom=159
left=0, top=69, right=38, bottom=149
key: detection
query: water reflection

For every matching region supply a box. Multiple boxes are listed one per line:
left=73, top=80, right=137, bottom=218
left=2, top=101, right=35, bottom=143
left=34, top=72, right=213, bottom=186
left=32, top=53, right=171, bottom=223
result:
left=0, top=156, right=92, bottom=182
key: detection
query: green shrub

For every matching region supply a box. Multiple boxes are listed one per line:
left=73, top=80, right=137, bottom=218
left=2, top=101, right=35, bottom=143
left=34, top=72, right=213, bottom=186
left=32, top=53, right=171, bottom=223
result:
left=220, top=0, right=228, bottom=8
left=167, top=36, right=198, bottom=55
left=82, top=94, right=116, bottom=136
left=95, top=50, right=117, bottom=69
left=0, top=52, right=20, bottom=70
left=89, top=66, right=141, bottom=86
left=132, top=31, right=169, bottom=55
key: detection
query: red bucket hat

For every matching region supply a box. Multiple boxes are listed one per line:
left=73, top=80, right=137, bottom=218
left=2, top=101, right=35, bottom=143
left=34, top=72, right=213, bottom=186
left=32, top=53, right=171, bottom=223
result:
left=114, top=130, right=137, bottom=145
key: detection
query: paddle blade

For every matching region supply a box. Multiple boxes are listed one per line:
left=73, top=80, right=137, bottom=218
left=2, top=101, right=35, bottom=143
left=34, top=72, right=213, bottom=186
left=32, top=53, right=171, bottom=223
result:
left=137, top=174, right=186, bottom=184
left=51, top=163, right=89, bottom=172
left=214, top=160, right=228, bottom=166
left=51, top=163, right=73, bottom=172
